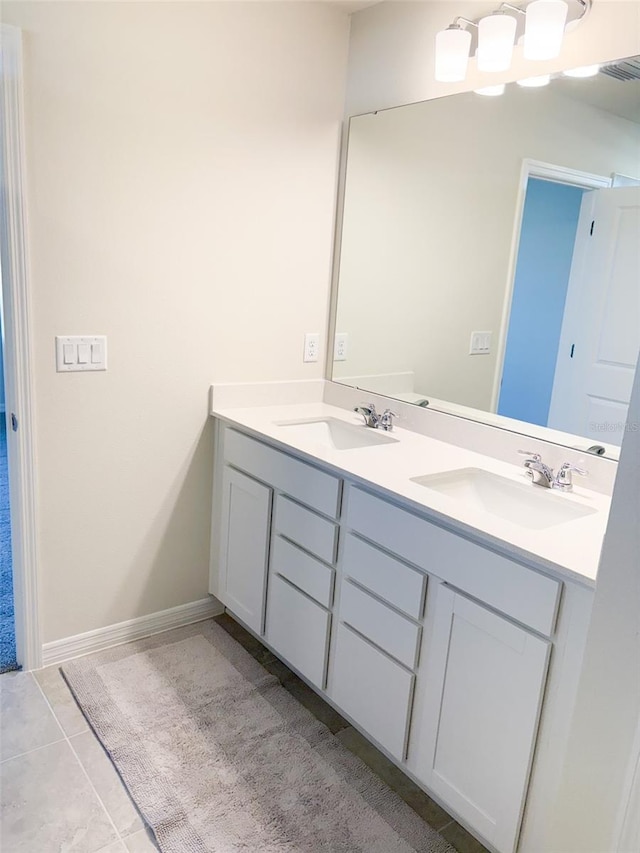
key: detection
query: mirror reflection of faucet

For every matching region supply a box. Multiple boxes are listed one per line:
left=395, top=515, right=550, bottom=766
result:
left=518, top=451, right=588, bottom=491
left=354, top=403, right=398, bottom=432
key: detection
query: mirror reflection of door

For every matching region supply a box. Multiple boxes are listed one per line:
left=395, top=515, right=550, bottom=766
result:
left=548, top=186, right=640, bottom=445
left=498, top=183, right=640, bottom=446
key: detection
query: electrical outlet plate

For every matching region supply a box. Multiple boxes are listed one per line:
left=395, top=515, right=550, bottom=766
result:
left=303, top=332, right=320, bottom=363
left=334, top=332, right=348, bottom=361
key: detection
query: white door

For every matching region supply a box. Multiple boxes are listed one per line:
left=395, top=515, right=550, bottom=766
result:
left=548, top=187, right=640, bottom=445
left=218, top=466, right=272, bottom=635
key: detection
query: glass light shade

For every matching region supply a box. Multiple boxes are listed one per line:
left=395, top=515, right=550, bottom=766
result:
left=517, top=74, right=551, bottom=87
left=435, top=26, right=472, bottom=82
left=524, top=0, right=568, bottom=60
left=477, top=14, right=517, bottom=72
left=563, top=64, right=600, bottom=78
left=474, top=84, right=506, bottom=96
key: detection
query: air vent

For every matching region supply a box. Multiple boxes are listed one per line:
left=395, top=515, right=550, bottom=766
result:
left=599, top=56, right=640, bottom=82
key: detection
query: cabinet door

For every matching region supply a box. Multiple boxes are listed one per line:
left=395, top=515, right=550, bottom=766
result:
left=415, top=586, right=550, bottom=853
left=218, top=466, right=272, bottom=635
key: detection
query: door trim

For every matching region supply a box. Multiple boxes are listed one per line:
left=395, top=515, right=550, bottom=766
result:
left=1, top=24, right=42, bottom=670
left=490, top=159, right=611, bottom=414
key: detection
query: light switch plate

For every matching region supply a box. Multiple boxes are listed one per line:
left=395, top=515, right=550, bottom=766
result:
left=56, top=336, right=107, bottom=372
left=469, top=331, right=492, bottom=355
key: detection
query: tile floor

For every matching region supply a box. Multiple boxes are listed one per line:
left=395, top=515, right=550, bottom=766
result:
left=0, top=613, right=489, bottom=853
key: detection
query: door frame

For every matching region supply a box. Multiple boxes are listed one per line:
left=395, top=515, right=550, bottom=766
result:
left=490, top=159, right=611, bottom=414
left=1, top=24, right=42, bottom=670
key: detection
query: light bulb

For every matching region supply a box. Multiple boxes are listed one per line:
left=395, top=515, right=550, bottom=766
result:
left=517, top=74, right=551, bottom=87
left=435, top=25, right=472, bottom=82
left=563, top=64, right=600, bottom=78
left=474, top=84, right=506, bottom=96
left=524, top=0, right=568, bottom=60
left=477, top=13, right=517, bottom=73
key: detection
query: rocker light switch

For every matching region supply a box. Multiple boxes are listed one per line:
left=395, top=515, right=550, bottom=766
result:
left=469, top=331, right=492, bottom=355
left=56, top=336, right=107, bottom=372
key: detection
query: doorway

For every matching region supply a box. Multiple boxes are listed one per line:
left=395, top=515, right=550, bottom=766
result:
left=0, top=302, right=17, bottom=671
left=498, top=177, right=587, bottom=426
left=1, top=23, right=41, bottom=671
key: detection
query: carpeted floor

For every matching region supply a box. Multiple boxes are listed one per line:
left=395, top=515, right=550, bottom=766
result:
left=62, top=620, right=456, bottom=853
left=0, top=417, right=18, bottom=673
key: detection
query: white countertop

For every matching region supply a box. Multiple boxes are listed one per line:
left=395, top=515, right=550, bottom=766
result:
left=211, top=401, right=610, bottom=587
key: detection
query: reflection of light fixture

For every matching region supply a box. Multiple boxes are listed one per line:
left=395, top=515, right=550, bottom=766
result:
left=435, top=24, right=472, bottom=82
left=434, top=0, right=591, bottom=83
left=524, top=0, right=568, bottom=59
left=474, top=84, right=506, bottom=96
left=517, top=74, right=551, bottom=86
left=478, top=13, right=517, bottom=72
left=563, top=64, right=600, bottom=77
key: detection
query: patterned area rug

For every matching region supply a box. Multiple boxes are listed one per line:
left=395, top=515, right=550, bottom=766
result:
left=62, top=621, right=454, bottom=853
left=0, top=418, right=17, bottom=674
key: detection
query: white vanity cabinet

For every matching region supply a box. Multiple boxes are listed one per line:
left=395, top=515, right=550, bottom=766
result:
left=336, top=484, right=559, bottom=853
left=210, top=421, right=590, bottom=853
left=211, top=425, right=341, bottom=685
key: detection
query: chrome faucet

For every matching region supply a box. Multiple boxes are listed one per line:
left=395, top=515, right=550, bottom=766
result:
left=519, top=451, right=555, bottom=488
left=354, top=403, right=398, bottom=432
left=519, top=451, right=588, bottom=491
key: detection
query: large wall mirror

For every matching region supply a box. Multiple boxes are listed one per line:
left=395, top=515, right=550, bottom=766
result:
left=331, top=56, right=640, bottom=460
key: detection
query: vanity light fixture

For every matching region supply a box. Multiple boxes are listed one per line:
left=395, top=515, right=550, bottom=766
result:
left=563, top=63, right=600, bottom=77
left=517, top=74, right=551, bottom=86
left=434, top=0, right=591, bottom=83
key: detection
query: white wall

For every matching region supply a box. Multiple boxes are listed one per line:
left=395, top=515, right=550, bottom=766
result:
left=1, top=1, right=349, bottom=643
left=333, top=86, right=640, bottom=410
left=346, top=0, right=640, bottom=115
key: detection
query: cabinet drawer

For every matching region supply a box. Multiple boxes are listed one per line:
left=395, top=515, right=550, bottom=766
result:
left=266, top=574, right=331, bottom=690
left=343, top=533, right=426, bottom=620
left=346, top=486, right=560, bottom=637
left=330, top=623, right=415, bottom=761
left=224, top=428, right=341, bottom=518
left=340, top=580, right=421, bottom=670
left=274, top=495, right=338, bottom=565
left=271, top=535, right=334, bottom=609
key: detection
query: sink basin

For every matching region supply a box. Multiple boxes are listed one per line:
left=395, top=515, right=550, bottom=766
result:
left=410, top=467, right=597, bottom=530
left=275, top=417, right=399, bottom=451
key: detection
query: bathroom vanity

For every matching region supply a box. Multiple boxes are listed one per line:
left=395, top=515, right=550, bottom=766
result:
left=209, top=397, right=607, bottom=853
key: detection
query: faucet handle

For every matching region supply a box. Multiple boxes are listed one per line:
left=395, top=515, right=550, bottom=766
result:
left=554, top=461, right=588, bottom=491
left=559, top=462, right=588, bottom=476
left=518, top=449, right=542, bottom=463
left=379, top=408, right=399, bottom=431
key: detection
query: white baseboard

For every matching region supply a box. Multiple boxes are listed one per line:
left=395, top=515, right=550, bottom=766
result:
left=41, top=596, right=224, bottom=668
